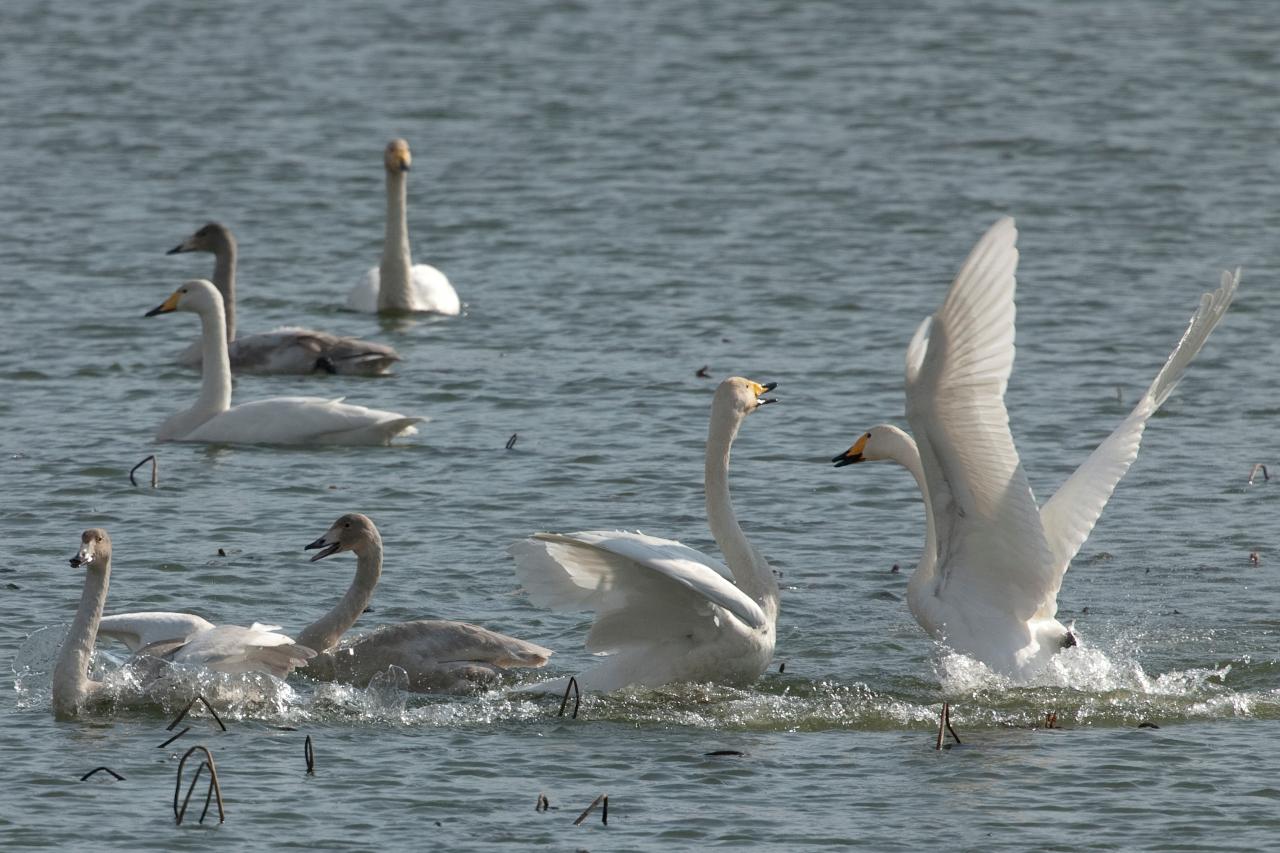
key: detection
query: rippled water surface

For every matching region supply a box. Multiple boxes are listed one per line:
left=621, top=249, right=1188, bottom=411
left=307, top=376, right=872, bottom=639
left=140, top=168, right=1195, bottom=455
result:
left=3, top=0, right=1279, bottom=849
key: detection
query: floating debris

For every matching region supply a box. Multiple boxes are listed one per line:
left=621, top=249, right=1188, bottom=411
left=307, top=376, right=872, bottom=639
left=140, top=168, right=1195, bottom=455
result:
left=1248, top=463, right=1270, bottom=485
left=216, top=548, right=226, bottom=557
left=304, top=735, right=316, bottom=775
left=129, top=455, right=158, bottom=488
left=558, top=677, right=581, bottom=719
left=695, top=365, right=710, bottom=378
left=1250, top=552, right=1261, bottom=567
left=573, top=793, right=608, bottom=826
left=1138, top=721, right=1160, bottom=730
left=935, top=702, right=961, bottom=750
left=705, top=750, right=745, bottom=757
left=778, top=662, right=786, bottom=673
left=1043, top=712, right=1059, bottom=729
left=174, top=745, right=225, bottom=825
left=536, top=793, right=550, bottom=812
left=80, top=766, right=125, bottom=782
left=506, top=433, right=519, bottom=450
left=890, top=563, right=900, bottom=573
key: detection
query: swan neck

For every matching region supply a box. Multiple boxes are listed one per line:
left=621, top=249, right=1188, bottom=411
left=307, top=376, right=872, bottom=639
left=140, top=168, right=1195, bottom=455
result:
left=196, top=297, right=233, bottom=416
left=211, top=239, right=237, bottom=343
left=888, top=433, right=940, bottom=597
left=378, top=170, right=413, bottom=310
left=297, top=535, right=382, bottom=653
left=52, top=560, right=110, bottom=718
left=705, top=406, right=777, bottom=616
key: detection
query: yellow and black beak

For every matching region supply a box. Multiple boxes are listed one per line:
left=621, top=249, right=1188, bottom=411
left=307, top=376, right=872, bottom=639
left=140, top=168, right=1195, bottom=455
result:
left=144, top=290, right=182, bottom=317
left=749, top=380, right=778, bottom=406
left=832, top=433, right=869, bottom=468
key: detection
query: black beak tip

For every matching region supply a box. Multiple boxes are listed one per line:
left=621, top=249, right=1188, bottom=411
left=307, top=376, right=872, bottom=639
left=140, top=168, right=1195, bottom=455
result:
left=165, top=245, right=183, bottom=255
left=69, top=557, right=82, bottom=567
left=761, top=381, right=778, bottom=393
left=832, top=453, right=861, bottom=468
left=144, top=305, right=165, bottom=318
left=304, top=537, right=325, bottom=552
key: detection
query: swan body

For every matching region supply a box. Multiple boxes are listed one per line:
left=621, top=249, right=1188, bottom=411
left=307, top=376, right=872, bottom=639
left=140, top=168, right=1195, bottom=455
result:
left=299, top=513, right=551, bottom=693
left=96, top=612, right=315, bottom=679
left=509, top=377, right=780, bottom=694
left=347, top=139, right=460, bottom=315
left=53, top=529, right=113, bottom=719
left=146, top=280, right=422, bottom=445
left=171, top=223, right=401, bottom=375
left=832, top=217, right=1239, bottom=679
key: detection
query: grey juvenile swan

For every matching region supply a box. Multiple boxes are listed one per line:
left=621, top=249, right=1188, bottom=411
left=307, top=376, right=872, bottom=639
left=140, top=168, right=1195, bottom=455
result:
left=299, top=513, right=551, bottom=693
left=346, top=139, right=461, bottom=315
left=169, top=222, right=401, bottom=375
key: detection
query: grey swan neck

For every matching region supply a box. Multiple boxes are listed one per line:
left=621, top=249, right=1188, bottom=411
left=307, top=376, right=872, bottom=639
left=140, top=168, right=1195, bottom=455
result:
left=209, top=233, right=238, bottom=342
left=378, top=169, right=414, bottom=311
left=705, top=406, right=778, bottom=621
left=52, top=561, right=110, bottom=719
left=297, top=533, right=383, bottom=654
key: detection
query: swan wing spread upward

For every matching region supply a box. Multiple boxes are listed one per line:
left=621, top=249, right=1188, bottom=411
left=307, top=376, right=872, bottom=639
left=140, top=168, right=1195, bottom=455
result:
left=97, top=612, right=217, bottom=653
left=349, top=265, right=460, bottom=315
left=510, top=530, right=768, bottom=656
left=905, top=217, right=1055, bottom=625
left=1037, top=269, right=1240, bottom=593
left=182, top=396, right=421, bottom=446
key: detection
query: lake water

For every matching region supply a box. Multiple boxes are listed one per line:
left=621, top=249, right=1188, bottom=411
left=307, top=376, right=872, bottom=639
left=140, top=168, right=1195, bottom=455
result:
left=2, top=0, right=1278, bottom=849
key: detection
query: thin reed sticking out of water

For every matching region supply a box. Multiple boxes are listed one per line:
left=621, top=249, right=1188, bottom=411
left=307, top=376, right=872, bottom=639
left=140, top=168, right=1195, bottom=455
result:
left=168, top=695, right=226, bottom=732
left=558, top=677, right=580, bottom=719
left=80, top=766, right=125, bottom=782
left=174, top=745, right=225, bottom=825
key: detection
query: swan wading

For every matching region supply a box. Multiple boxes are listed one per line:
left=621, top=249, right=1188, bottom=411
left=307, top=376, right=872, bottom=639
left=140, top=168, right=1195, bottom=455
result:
left=347, top=139, right=460, bottom=315
left=509, top=377, right=780, bottom=694
left=299, top=513, right=552, bottom=693
left=832, top=217, right=1239, bottom=679
left=145, top=279, right=422, bottom=445
left=169, top=222, right=401, bottom=375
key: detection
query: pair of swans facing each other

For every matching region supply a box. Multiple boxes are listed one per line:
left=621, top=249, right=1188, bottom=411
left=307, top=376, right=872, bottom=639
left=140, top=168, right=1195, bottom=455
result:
left=831, top=217, right=1239, bottom=680
left=60, top=515, right=549, bottom=718
left=168, top=222, right=401, bottom=376
left=146, top=280, right=421, bottom=446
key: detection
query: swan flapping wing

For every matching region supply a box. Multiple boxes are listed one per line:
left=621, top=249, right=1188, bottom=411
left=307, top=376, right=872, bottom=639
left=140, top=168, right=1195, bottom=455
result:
left=905, top=217, right=1055, bottom=621
left=510, top=530, right=767, bottom=655
left=97, top=611, right=217, bottom=653
left=168, top=623, right=316, bottom=679
left=1037, top=269, right=1240, bottom=588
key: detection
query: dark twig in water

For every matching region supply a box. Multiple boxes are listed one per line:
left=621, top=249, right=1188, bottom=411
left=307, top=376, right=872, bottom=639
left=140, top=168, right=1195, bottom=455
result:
left=80, top=766, right=125, bottom=782
left=1138, top=721, right=1160, bottom=729
left=1043, top=711, right=1058, bottom=729
left=157, top=727, right=190, bottom=749
left=506, top=433, right=518, bottom=450
left=167, top=694, right=226, bottom=732
left=778, top=662, right=786, bottom=673
left=696, top=365, right=710, bottom=378
left=705, top=750, right=745, bottom=757
left=129, top=455, right=158, bottom=488
left=174, top=746, right=225, bottom=825
left=557, top=676, right=580, bottom=719
left=1248, top=463, right=1270, bottom=485
left=536, top=793, right=550, bottom=812
left=304, top=735, right=315, bottom=775
left=573, top=793, right=607, bottom=826
left=1250, top=552, right=1261, bottom=567
left=935, top=703, right=961, bottom=750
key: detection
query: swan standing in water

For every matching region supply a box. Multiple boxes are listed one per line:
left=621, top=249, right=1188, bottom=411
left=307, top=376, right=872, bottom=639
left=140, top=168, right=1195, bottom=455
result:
left=347, top=139, right=461, bottom=315
left=169, top=222, right=401, bottom=375
left=831, top=217, right=1239, bottom=679
left=55, top=530, right=314, bottom=719
left=146, top=279, right=422, bottom=445
left=298, top=513, right=552, bottom=693
left=509, top=377, right=780, bottom=694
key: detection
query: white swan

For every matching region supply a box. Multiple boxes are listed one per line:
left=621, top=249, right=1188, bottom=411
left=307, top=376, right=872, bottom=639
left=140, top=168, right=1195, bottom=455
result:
left=298, top=513, right=551, bottom=692
left=55, top=530, right=314, bottom=719
left=169, top=222, right=402, bottom=376
left=508, top=377, right=780, bottom=694
left=145, top=279, right=423, bottom=445
left=831, top=217, right=1239, bottom=679
left=347, top=139, right=460, bottom=315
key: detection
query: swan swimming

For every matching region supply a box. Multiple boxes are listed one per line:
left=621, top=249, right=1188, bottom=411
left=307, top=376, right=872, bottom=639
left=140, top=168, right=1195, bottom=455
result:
left=56, top=530, right=314, bottom=719
left=298, top=513, right=552, bottom=693
left=831, top=217, right=1239, bottom=680
left=169, top=222, right=401, bottom=375
left=145, top=279, right=423, bottom=445
left=509, top=377, right=780, bottom=694
left=347, top=139, right=461, bottom=315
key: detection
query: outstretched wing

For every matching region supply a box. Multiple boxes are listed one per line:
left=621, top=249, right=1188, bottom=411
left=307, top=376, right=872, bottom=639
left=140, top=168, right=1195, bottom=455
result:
left=905, top=217, right=1055, bottom=623
left=97, top=611, right=217, bottom=653
left=169, top=623, right=316, bottom=679
left=509, top=530, right=767, bottom=655
left=1038, top=269, right=1240, bottom=600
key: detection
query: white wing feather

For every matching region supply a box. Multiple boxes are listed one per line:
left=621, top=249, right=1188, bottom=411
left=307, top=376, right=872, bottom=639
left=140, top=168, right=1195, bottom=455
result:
left=1038, top=269, right=1240, bottom=594
left=182, top=397, right=421, bottom=445
left=97, top=612, right=216, bottom=653
left=905, top=217, right=1055, bottom=622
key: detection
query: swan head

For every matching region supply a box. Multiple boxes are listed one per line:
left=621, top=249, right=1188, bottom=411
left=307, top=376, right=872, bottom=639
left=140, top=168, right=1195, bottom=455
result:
left=714, top=377, right=778, bottom=417
left=167, top=222, right=234, bottom=256
left=384, top=139, right=412, bottom=174
left=70, top=528, right=111, bottom=570
left=832, top=424, right=910, bottom=467
left=144, top=279, right=223, bottom=318
left=305, top=513, right=379, bottom=562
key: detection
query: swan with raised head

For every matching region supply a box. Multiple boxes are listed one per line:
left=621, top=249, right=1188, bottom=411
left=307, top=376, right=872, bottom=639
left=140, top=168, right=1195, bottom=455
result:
left=169, top=222, right=401, bottom=375
left=145, top=279, right=422, bottom=445
left=298, top=513, right=552, bottom=693
left=831, top=217, right=1239, bottom=680
left=347, top=139, right=460, bottom=315
left=56, top=530, right=314, bottom=719
left=508, top=377, right=780, bottom=694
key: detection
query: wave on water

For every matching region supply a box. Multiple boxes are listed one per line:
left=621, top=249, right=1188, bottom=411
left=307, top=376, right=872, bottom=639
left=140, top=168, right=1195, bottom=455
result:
left=13, top=626, right=1279, bottom=731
